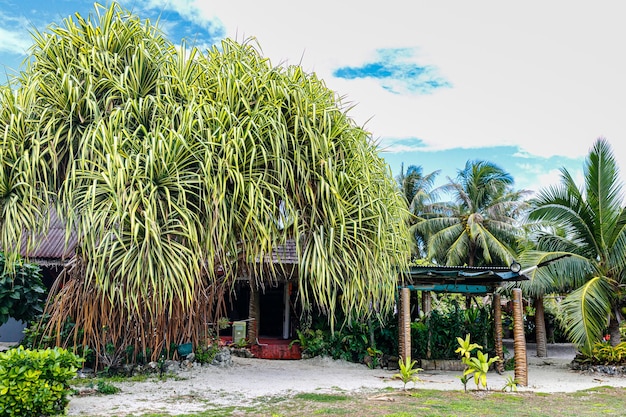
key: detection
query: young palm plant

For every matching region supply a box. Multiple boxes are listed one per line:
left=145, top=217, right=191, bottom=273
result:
left=523, top=138, right=626, bottom=355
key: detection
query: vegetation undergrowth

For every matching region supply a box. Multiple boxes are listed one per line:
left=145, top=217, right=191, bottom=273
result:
left=0, top=346, right=83, bottom=417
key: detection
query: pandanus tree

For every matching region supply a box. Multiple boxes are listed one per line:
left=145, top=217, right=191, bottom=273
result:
left=523, top=138, right=626, bottom=355
left=0, top=3, right=409, bottom=365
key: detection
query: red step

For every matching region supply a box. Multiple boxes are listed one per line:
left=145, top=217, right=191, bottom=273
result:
left=249, top=340, right=302, bottom=360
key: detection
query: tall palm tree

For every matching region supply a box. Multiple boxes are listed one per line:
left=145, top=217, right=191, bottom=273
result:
left=396, top=164, right=440, bottom=257
left=0, top=3, right=410, bottom=363
left=417, top=160, right=529, bottom=267
left=524, top=138, right=626, bottom=354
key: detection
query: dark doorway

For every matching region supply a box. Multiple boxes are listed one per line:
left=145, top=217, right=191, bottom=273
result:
left=259, top=284, right=284, bottom=337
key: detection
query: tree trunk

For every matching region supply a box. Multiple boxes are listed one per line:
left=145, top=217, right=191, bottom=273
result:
left=248, top=282, right=260, bottom=343
left=609, top=315, right=621, bottom=347
left=512, top=288, right=528, bottom=386
left=493, top=293, right=504, bottom=373
left=535, top=296, right=548, bottom=358
left=399, top=287, right=411, bottom=360
left=421, top=291, right=431, bottom=314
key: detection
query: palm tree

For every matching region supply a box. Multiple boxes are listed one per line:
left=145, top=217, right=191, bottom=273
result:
left=524, top=138, right=626, bottom=354
left=396, top=164, right=440, bottom=257
left=0, top=3, right=410, bottom=364
left=417, top=160, right=529, bottom=267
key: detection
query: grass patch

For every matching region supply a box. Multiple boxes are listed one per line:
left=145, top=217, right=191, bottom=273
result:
left=293, top=393, right=349, bottom=402
left=68, top=386, right=626, bottom=417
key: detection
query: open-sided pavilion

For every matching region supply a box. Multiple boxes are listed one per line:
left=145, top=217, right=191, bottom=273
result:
left=398, top=265, right=530, bottom=385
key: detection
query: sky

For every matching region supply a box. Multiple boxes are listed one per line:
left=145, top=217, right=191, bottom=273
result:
left=1, top=1, right=624, bottom=196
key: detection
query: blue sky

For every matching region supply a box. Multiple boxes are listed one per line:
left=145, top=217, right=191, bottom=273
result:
left=2, top=1, right=624, bottom=195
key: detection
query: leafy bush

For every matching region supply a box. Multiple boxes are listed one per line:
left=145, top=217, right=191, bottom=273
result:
left=0, top=346, right=83, bottom=417
left=96, top=380, right=120, bottom=395
left=194, top=344, right=220, bottom=364
left=292, top=315, right=397, bottom=364
left=412, top=301, right=493, bottom=360
left=578, top=341, right=626, bottom=365
left=0, top=252, right=46, bottom=327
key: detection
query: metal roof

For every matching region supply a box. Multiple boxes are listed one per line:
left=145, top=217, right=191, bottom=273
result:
left=402, top=265, right=529, bottom=294
left=19, top=210, right=77, bottom=263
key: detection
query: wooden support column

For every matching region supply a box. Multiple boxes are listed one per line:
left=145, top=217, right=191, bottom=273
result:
left=399, top=287, right=411, bottom=360
left=493, top=293, right=504, bottom=373
left=512, top=288, right=528, bottom=386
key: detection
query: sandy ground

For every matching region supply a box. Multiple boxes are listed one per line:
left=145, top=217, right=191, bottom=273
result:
left=63, top=341, right=626, bottom=416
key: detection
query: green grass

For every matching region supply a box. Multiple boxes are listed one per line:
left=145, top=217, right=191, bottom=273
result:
left=66, top=387, right=626, bottom=417
left=293, top=393, right=349, bottom=402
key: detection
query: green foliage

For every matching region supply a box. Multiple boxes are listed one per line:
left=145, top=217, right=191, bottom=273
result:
left=0, top=1, right=410, bottom=366
left=0, top=253, right=46, bottom=327
left=526, top=138, right=626, bottom=352
left=579, top=341, right=626, bottom=365
left=366, top=347, right=383, bottom=369
left=502, top=375, right=519, bottom=392
left=194, top=344, right=220, bottom=365
left=455, top=334, right=482, bottom=359
left=415, top=160, right=528, bottom=267
left=393, top=356, right=423, bottom=390
left=457, top=335, right=499, bottom=390
left=291, top=315, right=397, bottom=365
left=412, top=300, right=493, bottom=360
left=458, top=374, right=470, bottom=392
left=96, top=380, right=120, bottom=395
left=0, top=346, right=83, bottom=417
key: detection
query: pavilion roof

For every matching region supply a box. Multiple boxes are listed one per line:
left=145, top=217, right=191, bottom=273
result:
left=402, top=265, right=529, bottom=294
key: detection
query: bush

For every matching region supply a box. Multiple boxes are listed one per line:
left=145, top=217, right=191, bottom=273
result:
left=411, top=301, right=494, bottom=360
left=0, top=252, right=46, bottom=327
left=0, top=346, right=83, bottom=417
left=578, top=341, right=626, bottom=365
left=292, top=314, right=397, bottom=364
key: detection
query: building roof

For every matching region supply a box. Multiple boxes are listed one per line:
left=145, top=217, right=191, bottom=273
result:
left=19, top=210, right=77, bottom=265
left=402, top=265, right=529, bottom=294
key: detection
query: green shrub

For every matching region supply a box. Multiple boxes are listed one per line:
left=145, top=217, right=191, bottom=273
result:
left=0, top=346, right=83, bottom=417
left=194, top=344, right=220, bottom=364
left=0, top=252, right=46, bottom=327
left=292, top=315, right=397, bottom=364
left=96, top=380, right=120, bottom=395
left=579, top=341, right=626, bottom=365
left=412, top=301, right=494, bottom=360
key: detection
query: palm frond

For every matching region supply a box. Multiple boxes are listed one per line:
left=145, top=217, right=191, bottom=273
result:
left=560, top=276, right=615, bottom=355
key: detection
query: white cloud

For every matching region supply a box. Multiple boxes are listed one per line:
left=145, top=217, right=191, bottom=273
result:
left=0, top=27, right=32, bottom=56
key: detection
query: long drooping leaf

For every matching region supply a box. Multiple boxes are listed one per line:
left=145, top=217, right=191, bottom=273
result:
left=560, top=276, right=614, bottom=355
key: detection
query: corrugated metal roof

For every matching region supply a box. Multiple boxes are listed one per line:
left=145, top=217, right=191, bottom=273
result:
left=20, top=210, right=77, bottom=262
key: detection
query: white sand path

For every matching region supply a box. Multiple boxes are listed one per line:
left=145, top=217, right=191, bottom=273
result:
left=65, top=341, right=626, bottom=416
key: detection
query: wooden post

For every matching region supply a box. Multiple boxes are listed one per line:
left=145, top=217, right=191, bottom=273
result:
left=493, top=293, right=504, bottom=373
left=512, top=288, right=528, bottom=386
left=399, top=287, right=411, bottom=360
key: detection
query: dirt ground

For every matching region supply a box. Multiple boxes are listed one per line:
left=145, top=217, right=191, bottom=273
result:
left=63, top=341, right=626, bottom=416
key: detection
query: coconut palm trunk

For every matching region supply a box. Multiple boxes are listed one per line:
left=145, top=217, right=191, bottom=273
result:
left=534, top=296, right=547, bottom=357
left=493, top=293, right=504, bottom=373
left=512, top=288, right=528, bottom=386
